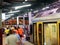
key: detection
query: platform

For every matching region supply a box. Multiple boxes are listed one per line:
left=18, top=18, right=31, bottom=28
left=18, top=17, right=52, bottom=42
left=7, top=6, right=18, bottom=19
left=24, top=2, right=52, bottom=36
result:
left=3, top=35, right=34, bottom=45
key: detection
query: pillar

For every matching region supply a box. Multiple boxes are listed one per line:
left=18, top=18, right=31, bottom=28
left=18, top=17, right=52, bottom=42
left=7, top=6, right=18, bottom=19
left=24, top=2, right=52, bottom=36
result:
left=28, top=12, right=33, bottom=42
left=17, top=16, right=19, bottom=25
left=28, top=12, right=32, bottom=32
left=23, top=15, right=25, bottom=29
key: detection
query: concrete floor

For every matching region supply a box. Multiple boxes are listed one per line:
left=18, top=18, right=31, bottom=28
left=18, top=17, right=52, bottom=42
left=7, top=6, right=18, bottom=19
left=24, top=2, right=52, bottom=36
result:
left=3, top=35, right=34, bottom=45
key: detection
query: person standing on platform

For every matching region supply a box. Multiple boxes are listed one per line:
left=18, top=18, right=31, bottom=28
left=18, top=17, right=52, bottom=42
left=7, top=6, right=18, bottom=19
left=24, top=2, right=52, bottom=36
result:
left=4, top=28, right=10, bottom=36
left=5, top=30, right=20, bottom=45
left=21, top=33, right=26, bottom=45
left=18, top=27, right=24, bottom=45
left=18, top=27, right=24, bottom=38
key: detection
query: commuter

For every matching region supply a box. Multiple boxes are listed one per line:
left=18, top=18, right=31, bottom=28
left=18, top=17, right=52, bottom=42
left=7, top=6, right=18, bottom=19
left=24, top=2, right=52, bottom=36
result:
left=12, top=26, right=21, bottom=45
left=4, top=28, right=10, bottom=36
left=21, top=33, right=26, bottom=45
left=18, top=27, right=24, bottom=38
left=5, top=30, right=20, bottom=45
left=14, top=26, right=18, bottom=34
left=2, top=27, right=5, bottom=34
left=2, top=27, right=5, bottom=37
left=18, top=27, right=24, bottom=45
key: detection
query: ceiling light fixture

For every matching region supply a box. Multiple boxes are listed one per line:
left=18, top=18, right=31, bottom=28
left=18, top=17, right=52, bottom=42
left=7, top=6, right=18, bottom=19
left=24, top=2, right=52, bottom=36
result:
left=6, top=14, right=14, bottom=15
left=25, top=0, right=28, bottom=1
left=14, top=4, right=31, bottom=10
left=42, top=6, right=49, bottom=10
left=8, top=10, right=20, bottom=13
left=33, top=10, right=38, bottom=13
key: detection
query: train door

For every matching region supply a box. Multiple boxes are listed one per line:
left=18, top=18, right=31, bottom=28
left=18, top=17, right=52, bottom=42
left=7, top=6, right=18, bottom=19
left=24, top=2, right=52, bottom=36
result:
left=33, top=23, right=37, bottom=45
left=37, top=22, right=43, bottom=45
left=57, top=21, right=60, bottom=45
left=43, top=22, right=58, bottom=45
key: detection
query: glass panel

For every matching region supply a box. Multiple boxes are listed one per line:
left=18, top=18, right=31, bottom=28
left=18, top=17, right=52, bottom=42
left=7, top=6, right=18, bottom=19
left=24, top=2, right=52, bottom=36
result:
left=38, top=24, right=42, bottom=45
left=30, top=25, right=33, bottom=35
left=50, top=24, right=58, bottom=45
left=39, top=24, right=42, bottom=33
left=44, top=23, right=58, bottom=45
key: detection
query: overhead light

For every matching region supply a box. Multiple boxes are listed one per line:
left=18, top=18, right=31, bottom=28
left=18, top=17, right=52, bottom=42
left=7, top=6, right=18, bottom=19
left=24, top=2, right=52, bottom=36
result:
left=33, top=10, right=38, bottom=13
left=14, top=4, right=31, bottom=10
left=42, top=6, right=49, bottom=10
left=8, top=10, right=20, bottom=13
left=6, top=14, right=14, bottom=15
left=25, top=0, right=28, bottom=1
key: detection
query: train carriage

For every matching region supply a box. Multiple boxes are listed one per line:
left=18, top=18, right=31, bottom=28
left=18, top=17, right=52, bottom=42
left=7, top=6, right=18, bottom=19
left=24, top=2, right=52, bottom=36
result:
left=32, top=13, right=60, bottom=45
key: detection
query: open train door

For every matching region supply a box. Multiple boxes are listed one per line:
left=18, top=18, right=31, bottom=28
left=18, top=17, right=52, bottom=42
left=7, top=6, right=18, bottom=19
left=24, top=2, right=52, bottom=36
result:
left=37, top=22, right=43, bottom=45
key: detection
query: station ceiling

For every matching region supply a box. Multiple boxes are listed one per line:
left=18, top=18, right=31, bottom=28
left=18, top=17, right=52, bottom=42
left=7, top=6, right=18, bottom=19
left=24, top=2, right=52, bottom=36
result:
left=2, top=0, right=58, bottom=21
left=2, top=0, right=58, bottom=12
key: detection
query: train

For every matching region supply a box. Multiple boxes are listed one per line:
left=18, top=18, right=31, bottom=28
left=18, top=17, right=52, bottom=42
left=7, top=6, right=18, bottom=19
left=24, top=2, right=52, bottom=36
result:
left=30, top=13, right=60, bottom=45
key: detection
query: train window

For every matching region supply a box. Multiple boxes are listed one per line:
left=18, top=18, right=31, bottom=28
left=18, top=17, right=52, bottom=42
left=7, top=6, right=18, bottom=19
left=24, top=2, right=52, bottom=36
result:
left=39, top=24, right=42, bottom=33
left=30, top=24, right=33, bottom=35
left=38, top=24, right=42, bottom=45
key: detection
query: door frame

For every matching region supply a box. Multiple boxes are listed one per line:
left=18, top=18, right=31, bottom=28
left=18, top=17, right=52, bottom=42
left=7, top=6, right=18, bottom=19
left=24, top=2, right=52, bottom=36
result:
left=37, top=22, right=43, bottom=45
left=33, top=23, right=37, bottom=45
left=57, top=21, right=60, bottom=45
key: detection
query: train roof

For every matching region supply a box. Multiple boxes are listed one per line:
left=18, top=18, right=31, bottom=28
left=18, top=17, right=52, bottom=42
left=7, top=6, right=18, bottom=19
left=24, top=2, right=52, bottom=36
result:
left=32, top=13, right=60, bottom=23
